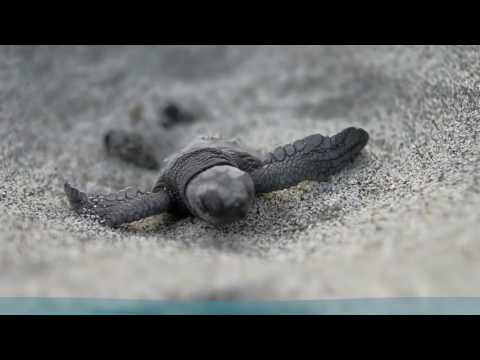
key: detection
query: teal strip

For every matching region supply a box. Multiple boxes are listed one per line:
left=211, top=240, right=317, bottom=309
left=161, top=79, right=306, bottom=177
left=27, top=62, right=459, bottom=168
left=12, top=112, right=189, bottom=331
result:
left=1, top=297, right=479, bottom=315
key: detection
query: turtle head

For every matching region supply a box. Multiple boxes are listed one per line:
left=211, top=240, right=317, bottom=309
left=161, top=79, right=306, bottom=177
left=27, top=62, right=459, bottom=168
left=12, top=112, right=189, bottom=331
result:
left=186, top=165, right=255, bottom=225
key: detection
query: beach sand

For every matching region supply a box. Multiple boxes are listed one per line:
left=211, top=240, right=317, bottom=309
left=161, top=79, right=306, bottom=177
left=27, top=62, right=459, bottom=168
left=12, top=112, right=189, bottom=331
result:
left=1, top=45, right=479, bottom=300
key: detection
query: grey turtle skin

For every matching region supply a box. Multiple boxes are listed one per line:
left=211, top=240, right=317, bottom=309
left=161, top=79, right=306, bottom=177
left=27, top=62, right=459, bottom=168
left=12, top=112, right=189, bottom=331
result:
left=64, top=127, right=369, bottom=227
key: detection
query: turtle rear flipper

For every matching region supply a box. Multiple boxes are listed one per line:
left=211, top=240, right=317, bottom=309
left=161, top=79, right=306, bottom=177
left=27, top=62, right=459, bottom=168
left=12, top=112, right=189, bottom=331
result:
left=64, top=183, right=171, bottom=227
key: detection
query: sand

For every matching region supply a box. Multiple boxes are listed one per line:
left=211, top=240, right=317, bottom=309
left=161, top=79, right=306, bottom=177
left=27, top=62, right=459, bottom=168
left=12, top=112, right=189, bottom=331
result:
left=0, top=45, right=479, bottom=300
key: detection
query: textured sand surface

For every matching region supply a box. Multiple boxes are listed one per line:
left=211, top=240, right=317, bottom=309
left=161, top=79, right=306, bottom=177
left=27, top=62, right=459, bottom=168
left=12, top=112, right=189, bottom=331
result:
left=1, top=45, right=479, bottom=300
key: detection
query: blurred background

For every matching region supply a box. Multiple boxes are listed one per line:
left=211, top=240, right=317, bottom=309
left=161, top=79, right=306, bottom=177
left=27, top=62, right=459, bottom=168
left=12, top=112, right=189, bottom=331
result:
left=0, top=45, right=479, bottom=300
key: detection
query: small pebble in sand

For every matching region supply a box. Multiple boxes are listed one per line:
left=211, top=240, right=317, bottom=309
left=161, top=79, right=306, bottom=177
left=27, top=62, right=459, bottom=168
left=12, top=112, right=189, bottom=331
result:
left=159, top=102, right=196, bottom=129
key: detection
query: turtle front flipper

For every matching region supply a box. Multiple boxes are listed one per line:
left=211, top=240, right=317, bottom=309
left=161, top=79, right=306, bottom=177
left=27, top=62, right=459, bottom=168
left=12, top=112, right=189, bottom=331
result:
left=250, top=127, right=369, bottom=194
left=64, top=183, right=172, bottom=227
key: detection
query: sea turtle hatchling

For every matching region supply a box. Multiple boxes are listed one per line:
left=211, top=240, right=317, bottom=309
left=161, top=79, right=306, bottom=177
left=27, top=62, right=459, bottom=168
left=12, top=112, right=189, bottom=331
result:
left=64, top=127, right=369, bottom=227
